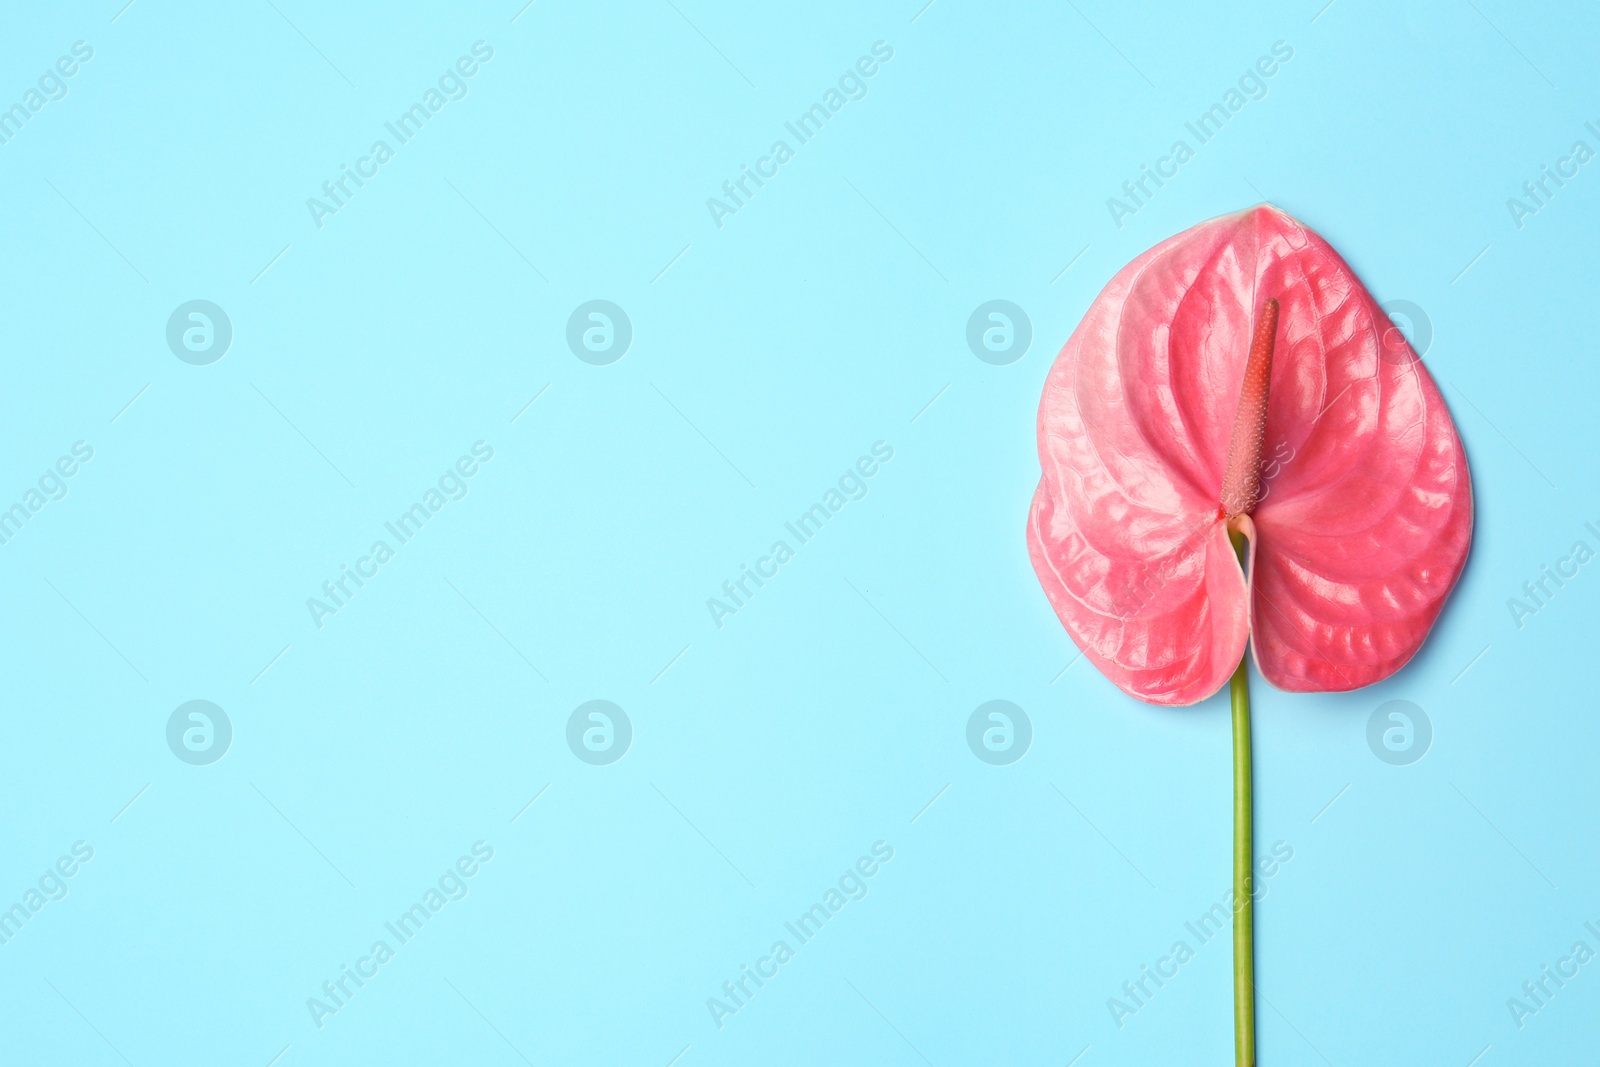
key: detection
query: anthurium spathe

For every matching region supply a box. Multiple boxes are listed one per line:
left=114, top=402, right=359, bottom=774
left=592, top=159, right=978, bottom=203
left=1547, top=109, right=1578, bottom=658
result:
left=1028, top=204, right=1472, bottom=706
left=1026, top=204, right=1471, bottom=1065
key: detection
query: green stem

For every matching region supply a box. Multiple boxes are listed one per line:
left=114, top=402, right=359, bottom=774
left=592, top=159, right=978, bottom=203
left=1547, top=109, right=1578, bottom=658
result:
left=1231, top=648, right=1255, bottom=1065
left=1229, top=529, right=1255, bottom=1067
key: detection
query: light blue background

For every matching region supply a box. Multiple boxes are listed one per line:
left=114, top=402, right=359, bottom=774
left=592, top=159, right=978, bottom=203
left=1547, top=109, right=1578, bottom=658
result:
left=1, top=1, right=1596, bottom=1064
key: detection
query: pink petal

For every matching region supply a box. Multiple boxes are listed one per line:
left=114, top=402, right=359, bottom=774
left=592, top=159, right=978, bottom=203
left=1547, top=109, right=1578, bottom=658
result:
left=1028, top=205, right=1471, bottom=704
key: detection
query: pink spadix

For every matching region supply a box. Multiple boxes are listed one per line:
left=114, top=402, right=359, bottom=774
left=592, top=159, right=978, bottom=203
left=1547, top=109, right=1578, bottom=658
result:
left=1220, top=298, right=1279, bottom=522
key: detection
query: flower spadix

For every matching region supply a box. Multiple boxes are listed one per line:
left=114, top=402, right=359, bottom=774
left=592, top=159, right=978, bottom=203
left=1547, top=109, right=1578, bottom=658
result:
left=1027, top=205, right=1472, bottom=705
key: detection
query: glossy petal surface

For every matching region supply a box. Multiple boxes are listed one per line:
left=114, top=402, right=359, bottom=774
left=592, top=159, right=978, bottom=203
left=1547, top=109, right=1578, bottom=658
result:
left=1028, top=205, right=1471, bottom=705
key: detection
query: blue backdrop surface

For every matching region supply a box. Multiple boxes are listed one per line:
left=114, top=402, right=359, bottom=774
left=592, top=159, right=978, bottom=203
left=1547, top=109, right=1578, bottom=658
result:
left=0, top=1, right=1597, bottom=1064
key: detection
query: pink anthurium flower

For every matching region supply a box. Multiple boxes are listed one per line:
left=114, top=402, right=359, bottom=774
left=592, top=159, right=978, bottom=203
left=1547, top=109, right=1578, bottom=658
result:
left=1027, top=204, right=1471, bottom=1063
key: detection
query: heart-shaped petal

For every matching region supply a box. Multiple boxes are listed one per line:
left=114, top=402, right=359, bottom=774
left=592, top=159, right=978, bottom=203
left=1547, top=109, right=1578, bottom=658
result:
left=1028, top=205, right=1472, bottom=705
